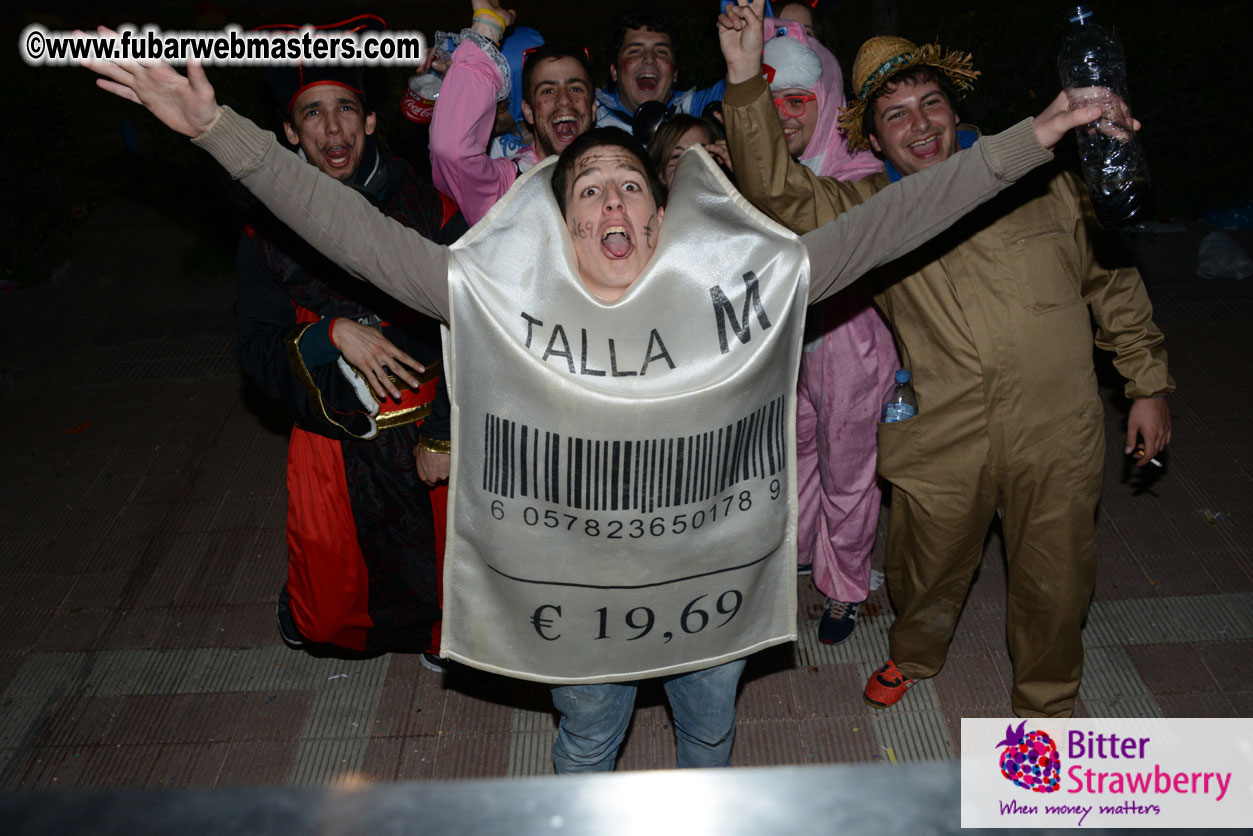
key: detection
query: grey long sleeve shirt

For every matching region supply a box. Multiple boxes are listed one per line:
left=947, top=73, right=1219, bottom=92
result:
left=191, top=99, right=1050, bottom=321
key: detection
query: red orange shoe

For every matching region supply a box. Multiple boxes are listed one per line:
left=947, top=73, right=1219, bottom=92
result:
left=864, top=659, right=916, bottom=709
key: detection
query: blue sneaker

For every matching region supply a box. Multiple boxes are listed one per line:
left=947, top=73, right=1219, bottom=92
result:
left=817, top=598, right=861, bottom=645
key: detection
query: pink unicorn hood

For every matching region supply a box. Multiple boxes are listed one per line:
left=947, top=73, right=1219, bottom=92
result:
left=762, top=18, right=882, bottom=181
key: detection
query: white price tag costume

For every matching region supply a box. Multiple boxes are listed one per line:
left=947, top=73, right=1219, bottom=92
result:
left=444, top=149, right=807, bottom=682
left=193, top=104, right=1053, bottom=686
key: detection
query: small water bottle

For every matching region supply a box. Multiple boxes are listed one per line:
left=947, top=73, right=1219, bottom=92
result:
left=881, top=369, right=918, bottom=423
left=1058, top=5, right=1153, bottom=228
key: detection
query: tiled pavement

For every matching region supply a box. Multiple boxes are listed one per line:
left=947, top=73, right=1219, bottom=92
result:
left=0, top=201, right=1250, bottom=790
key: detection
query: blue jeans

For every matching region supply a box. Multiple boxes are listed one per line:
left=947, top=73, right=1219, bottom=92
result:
left=549, top=658, right=747, bottom=773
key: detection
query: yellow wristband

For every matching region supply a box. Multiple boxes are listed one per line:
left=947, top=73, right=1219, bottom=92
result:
left=473, top=8, right=508, bottom=31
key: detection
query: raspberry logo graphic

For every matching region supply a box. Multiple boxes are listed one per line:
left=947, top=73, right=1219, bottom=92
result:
left=996, top=721, right=1061, bottom=793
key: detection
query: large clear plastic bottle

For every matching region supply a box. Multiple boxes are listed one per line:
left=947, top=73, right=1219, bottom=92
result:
left=881, top=369, right=918, bottom=423
left=1058, top=5, right=1153, bottom=228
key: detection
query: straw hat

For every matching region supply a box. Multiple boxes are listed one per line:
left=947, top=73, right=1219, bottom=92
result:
left=837, top=35, right=980, bottom=151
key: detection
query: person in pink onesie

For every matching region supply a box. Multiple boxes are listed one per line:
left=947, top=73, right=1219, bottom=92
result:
left=762, top=19, right=899, bottom=644
left=429, top=1, right=595, bottom=225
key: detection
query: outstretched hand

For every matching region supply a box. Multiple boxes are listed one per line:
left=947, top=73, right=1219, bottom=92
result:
left=1033, top=90, right=1142, bottom=151
left=80, top=26, right=221, bottom=137
left=718, top=0, right=766, bottom=85
left=333, top=319, right=425, bottom=401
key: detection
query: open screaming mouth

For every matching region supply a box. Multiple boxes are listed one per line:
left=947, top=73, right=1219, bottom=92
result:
left=602, top=225, right=632, bottom=258
left=552, top=115, right=579, bottom=143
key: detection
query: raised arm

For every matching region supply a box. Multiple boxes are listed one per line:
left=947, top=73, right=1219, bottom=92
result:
left=802, top=118, right=1053, bottom=304
left=722, top=75, right=866, bottom=234
left=429, top=1, right=520, bottom=225
left=718, top=0, right=1108, bottom=235
left=712, top=39, right=1110, bottom=303
left=717, top=0, right=767, bottom=86
left=800, top=91, right=1114, bottom=303
left=82, top=39, right=451, bottom=320
left=83, top=27, right=222, bottom=136
left=717, top=0, right=857, bottom=232
left=197, top=110, right=450, bottom=320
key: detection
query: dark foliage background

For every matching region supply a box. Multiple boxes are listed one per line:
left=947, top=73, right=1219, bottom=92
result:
left=7, top=1, right=1250, bottom=287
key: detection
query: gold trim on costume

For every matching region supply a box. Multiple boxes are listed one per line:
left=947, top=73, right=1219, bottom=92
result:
left=285, top=321, right=376, bottom=439
left=376, top=402, right=433, bottom=431
left=416, top=435, right=451, bottom=454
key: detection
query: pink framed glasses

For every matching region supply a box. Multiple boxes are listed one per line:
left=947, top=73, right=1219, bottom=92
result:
left=772, top=93, right=817, bottom=118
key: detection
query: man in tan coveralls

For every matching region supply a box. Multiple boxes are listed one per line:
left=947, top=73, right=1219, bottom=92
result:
left=719, top=3, right=1172, bottom=717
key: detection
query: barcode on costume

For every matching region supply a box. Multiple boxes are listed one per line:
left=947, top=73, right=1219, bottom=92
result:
left=481, top=396, right=786, bottom=513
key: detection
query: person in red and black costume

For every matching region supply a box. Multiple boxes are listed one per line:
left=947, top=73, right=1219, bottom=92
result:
left=235, top=15, right=467, bottom=668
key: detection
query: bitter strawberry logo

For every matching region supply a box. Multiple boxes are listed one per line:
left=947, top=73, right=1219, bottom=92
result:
left=996, top=721, right=1061, bottom=793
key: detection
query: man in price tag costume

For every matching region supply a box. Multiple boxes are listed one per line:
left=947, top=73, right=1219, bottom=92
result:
left=721, top=27, right=1173, bottom=717
left=83, top=0, right=1106, bottom=769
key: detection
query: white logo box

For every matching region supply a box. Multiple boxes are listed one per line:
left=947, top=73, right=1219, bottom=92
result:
left=961, top=718, right=1252, bottom=828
